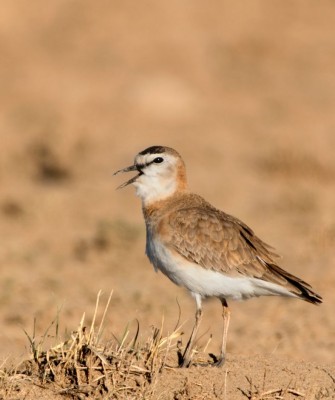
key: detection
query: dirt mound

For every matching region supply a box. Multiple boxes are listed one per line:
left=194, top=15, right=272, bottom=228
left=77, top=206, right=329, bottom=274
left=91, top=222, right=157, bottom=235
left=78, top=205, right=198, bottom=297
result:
left=1, top=298, right=334, bottom=400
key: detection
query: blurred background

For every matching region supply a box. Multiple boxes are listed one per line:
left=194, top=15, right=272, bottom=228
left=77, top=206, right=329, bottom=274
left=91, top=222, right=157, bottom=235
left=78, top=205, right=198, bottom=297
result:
left=0, top=1, right=334, bottom=364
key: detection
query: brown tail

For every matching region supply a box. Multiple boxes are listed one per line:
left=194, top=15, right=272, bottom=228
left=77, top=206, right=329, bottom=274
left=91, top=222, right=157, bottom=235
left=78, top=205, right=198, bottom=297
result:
left=268, top=263, right=323, bottom=305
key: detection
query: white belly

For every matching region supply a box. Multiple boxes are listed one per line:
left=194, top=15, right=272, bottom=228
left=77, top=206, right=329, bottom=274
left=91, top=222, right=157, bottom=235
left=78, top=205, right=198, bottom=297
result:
left=146, top=235, right=295, bottom=301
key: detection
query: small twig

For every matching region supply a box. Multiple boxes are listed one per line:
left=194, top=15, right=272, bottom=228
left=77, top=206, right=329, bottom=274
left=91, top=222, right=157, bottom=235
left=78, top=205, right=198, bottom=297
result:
left=320, top=367, right=335, bottom=384
left=202, top=333, right=212, bottom=354
left=131, top=319, right=140, bottom=349
left=96, top=290, right=113, bottom=344
left=287, top=388, right=306, bottom=397
left=223, top=369, right=228, bottom=400
left=173, top=297, right=182, bottom=332
left=261, top=388, right=281, bottom=396
left=89, top=290, right=102, bottom=342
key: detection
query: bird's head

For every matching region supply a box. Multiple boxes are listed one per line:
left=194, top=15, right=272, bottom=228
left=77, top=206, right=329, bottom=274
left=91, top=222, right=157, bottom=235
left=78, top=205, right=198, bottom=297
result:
left=114, top=145, right=188, bottom=205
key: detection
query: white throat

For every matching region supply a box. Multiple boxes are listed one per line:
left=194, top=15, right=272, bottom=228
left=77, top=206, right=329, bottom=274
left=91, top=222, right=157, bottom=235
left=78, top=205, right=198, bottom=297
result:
left=133, top=173, right=177, bottom=205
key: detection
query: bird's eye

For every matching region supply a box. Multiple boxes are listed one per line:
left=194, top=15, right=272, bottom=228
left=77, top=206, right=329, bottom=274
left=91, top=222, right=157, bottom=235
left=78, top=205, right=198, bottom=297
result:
left=153, top=157, right=164, bottom=164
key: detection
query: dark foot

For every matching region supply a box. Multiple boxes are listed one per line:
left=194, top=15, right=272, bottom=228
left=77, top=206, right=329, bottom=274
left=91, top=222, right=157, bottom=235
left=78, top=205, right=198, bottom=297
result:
left=177, top=349, right=192, bottom=368
left=209, top=353, right=226, bottom=367
left=179, top=358, right=192, bottom=368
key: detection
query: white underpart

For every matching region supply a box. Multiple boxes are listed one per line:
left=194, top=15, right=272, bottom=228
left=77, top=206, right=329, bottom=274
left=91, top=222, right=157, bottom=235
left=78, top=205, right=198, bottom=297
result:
left=132, top=154, right=179, bottom=205
left=146, top=233, right=297, bottom=301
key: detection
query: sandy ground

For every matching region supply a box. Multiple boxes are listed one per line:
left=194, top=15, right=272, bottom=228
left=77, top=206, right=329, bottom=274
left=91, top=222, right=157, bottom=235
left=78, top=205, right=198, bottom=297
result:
left=0, top=1, right=335, bottom=397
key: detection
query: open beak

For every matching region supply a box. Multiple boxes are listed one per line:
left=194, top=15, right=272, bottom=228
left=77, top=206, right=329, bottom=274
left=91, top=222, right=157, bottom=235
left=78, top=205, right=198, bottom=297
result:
left=113, top=164, right=142, bottom=189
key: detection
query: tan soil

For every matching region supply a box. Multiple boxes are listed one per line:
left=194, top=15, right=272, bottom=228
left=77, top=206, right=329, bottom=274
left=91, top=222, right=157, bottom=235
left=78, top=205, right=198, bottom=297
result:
left=0, top=1, right=334, bottom=398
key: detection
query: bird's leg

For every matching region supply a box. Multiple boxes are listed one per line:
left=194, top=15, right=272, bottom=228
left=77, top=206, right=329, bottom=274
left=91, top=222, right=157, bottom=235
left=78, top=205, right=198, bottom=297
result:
left=180, top=293, right=202, bottom=367
left=213, top=298, right=230, bottom=367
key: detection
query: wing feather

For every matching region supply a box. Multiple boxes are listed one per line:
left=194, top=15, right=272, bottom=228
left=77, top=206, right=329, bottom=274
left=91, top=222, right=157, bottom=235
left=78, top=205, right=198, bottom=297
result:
left=162, top=206, right=280, bottom=280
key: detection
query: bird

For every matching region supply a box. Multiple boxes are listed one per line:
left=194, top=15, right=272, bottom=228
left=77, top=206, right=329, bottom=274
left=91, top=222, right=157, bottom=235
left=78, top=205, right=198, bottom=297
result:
left=114, top=145, right=322, bottom=367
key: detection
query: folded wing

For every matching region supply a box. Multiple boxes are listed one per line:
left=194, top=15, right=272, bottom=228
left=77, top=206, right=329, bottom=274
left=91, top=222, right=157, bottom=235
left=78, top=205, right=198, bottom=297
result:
left=162, top=206, right=322, bottom=304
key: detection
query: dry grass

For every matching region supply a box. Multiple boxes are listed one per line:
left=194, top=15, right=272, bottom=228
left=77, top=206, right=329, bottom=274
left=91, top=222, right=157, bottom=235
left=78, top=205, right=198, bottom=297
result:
left=0, top=292, right=334, bottom=400
left=0, top=291, right=183, bottom=400
left=238, top=373, right=306, bottom=400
